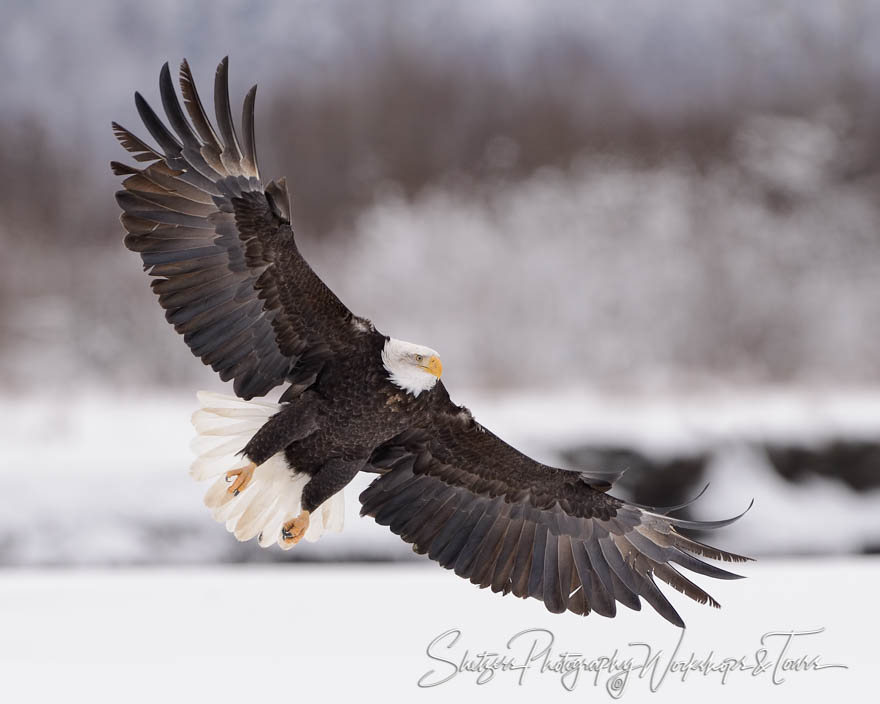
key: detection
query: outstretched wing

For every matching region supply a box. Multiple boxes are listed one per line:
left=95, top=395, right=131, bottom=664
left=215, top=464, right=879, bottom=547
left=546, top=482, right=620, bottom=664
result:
left=112, top=58, right=367, bottom=399
left=360, top=386, right=751, bottom=627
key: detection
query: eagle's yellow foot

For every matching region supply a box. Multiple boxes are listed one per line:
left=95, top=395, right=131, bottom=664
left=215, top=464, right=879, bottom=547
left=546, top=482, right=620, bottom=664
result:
left=281, top=511, right=310, bottom=546
left=225, top=462, right=256, bottom=496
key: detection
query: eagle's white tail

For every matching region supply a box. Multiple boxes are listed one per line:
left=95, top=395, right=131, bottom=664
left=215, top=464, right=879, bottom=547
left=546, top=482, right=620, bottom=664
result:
left=190, top=391, right=345, bottom=549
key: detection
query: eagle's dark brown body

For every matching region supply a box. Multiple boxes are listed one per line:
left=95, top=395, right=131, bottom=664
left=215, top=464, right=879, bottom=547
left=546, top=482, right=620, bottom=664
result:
left=112, top=57, right=751, bottom=627
left=242, top=329, right=440, bottom=512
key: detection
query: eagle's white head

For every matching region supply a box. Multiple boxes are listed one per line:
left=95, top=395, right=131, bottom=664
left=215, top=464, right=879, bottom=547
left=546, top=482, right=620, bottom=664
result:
left=382, top=338, right=443, bottom=397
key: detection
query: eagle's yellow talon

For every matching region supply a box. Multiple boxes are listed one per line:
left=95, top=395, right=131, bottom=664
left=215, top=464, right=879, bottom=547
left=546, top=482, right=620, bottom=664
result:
left=225, top=462, right=256, bottom=496
left=281, top=511, right=310, bottom=545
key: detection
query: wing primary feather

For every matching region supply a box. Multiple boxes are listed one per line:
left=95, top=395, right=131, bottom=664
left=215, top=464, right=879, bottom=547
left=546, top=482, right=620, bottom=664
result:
left=469, top=510, right=510, bottom=587
left=110, top=160, right=138, bottom=175
left=656, top=499, right=754, bottom=531
left=179, top=59, right=222, bottom=150
left=409, top=491, right=461, bottom=554
left=541, top=529, right=566, bottom=613
left=490, top=516, right=526, bottom=594
left=652, top=562, right=720, bottom=608
left=436, top=499, right=489, bottom=568
left=672, top=532, right=753, bottom=563
left=179, top=58, right=226, bottom=178
left=668, top=547, right=745, bottom=579
left=527, top=522, right=548, bottom=601
left=580, top=541, right=617, bottom=617
left=241, top=84, right=260, bottom=178
left=159, top=62, right=201, bottom=149
left=609, top=570, right=642, bottom=611
left=632, top=565, right=686, bottom=628
left=150, top=264, right=233, bottom=295
left=558, top=537, right=588, bottom=615
left=510, top=520, right=537, bottom=598
left=134, top=91, right=182, bottom=157
left=622, top=528, right=674, bottom=566
left=213, top=57, right=244, bottom=172
left=125, top=163, right=215, bottom=203
left=426, top=495, right=478, bottom=563
left=600, top=536, right=642, bottom=596
left=401, top=486, right=457, bottom=548
left=182, top=301, right=259, bottom=350
left=361, top=475, right=422, bottom=518
left=112, top=122, right=162, bottom=161
left=372, top=478, right=430, bottom=526
left=126, top=191, right=215, bottom=218
left=584, top=531, right=615, bottom=597
left=453, top=503, right=500, bottom=578
left=571, top=541, right=614, bottom=617
left=387, top=481, right=449, bottom=536
left=628, top=483, right=711, bottom=514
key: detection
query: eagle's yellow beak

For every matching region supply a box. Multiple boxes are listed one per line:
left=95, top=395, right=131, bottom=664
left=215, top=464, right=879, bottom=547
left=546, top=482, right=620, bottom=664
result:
left=422, top=355, right=443, bottom=378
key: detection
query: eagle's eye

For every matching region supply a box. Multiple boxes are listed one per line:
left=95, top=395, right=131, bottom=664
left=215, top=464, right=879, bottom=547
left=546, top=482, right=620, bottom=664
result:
left=415, top=354, right=424, bottom=363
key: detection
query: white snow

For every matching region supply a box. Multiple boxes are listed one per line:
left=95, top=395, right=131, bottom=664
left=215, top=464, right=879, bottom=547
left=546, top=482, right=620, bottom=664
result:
left=0, top=557, right=871, bottom=702
left=1, top=388, right=873, bottom=699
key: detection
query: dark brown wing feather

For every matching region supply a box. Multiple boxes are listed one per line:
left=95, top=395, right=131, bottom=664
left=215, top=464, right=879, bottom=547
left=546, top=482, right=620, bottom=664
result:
left=112, top=58, right=366, bottom=399
left=361, top=385, right=752, bottom=627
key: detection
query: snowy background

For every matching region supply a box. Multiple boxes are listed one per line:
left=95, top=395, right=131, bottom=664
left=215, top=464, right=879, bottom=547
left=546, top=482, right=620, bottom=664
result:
left=1, top=1, right=877, bottom=699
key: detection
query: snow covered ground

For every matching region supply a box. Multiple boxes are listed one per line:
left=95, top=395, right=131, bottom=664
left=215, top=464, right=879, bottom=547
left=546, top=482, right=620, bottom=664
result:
left=0, top=558, right=871, bottom=702
left=1, top=388, right=875, bottom=700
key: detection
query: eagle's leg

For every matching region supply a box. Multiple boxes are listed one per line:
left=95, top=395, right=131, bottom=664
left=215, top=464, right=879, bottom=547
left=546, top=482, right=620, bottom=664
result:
left=278, top=457, right=364, bottom=546
left=240, top=399, right=319, bottom=465
left=225, top=462, right=256, bottom=495
left=281, top=511, right=311, bottom=545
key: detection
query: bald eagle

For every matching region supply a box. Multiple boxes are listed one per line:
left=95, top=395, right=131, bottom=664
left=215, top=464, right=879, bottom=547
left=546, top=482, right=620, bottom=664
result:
left=112, top=58, right=751, bottom=627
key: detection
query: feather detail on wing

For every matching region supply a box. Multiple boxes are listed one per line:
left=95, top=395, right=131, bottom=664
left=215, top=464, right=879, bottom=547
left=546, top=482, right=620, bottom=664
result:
left=112, top=58, right=372, bottom=399
left=360, top=388, right=752, bottom=627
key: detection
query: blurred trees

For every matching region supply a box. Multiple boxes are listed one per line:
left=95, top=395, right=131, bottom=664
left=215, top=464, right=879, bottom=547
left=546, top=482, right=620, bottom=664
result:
left=3, top=0, right=880, bottom=392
